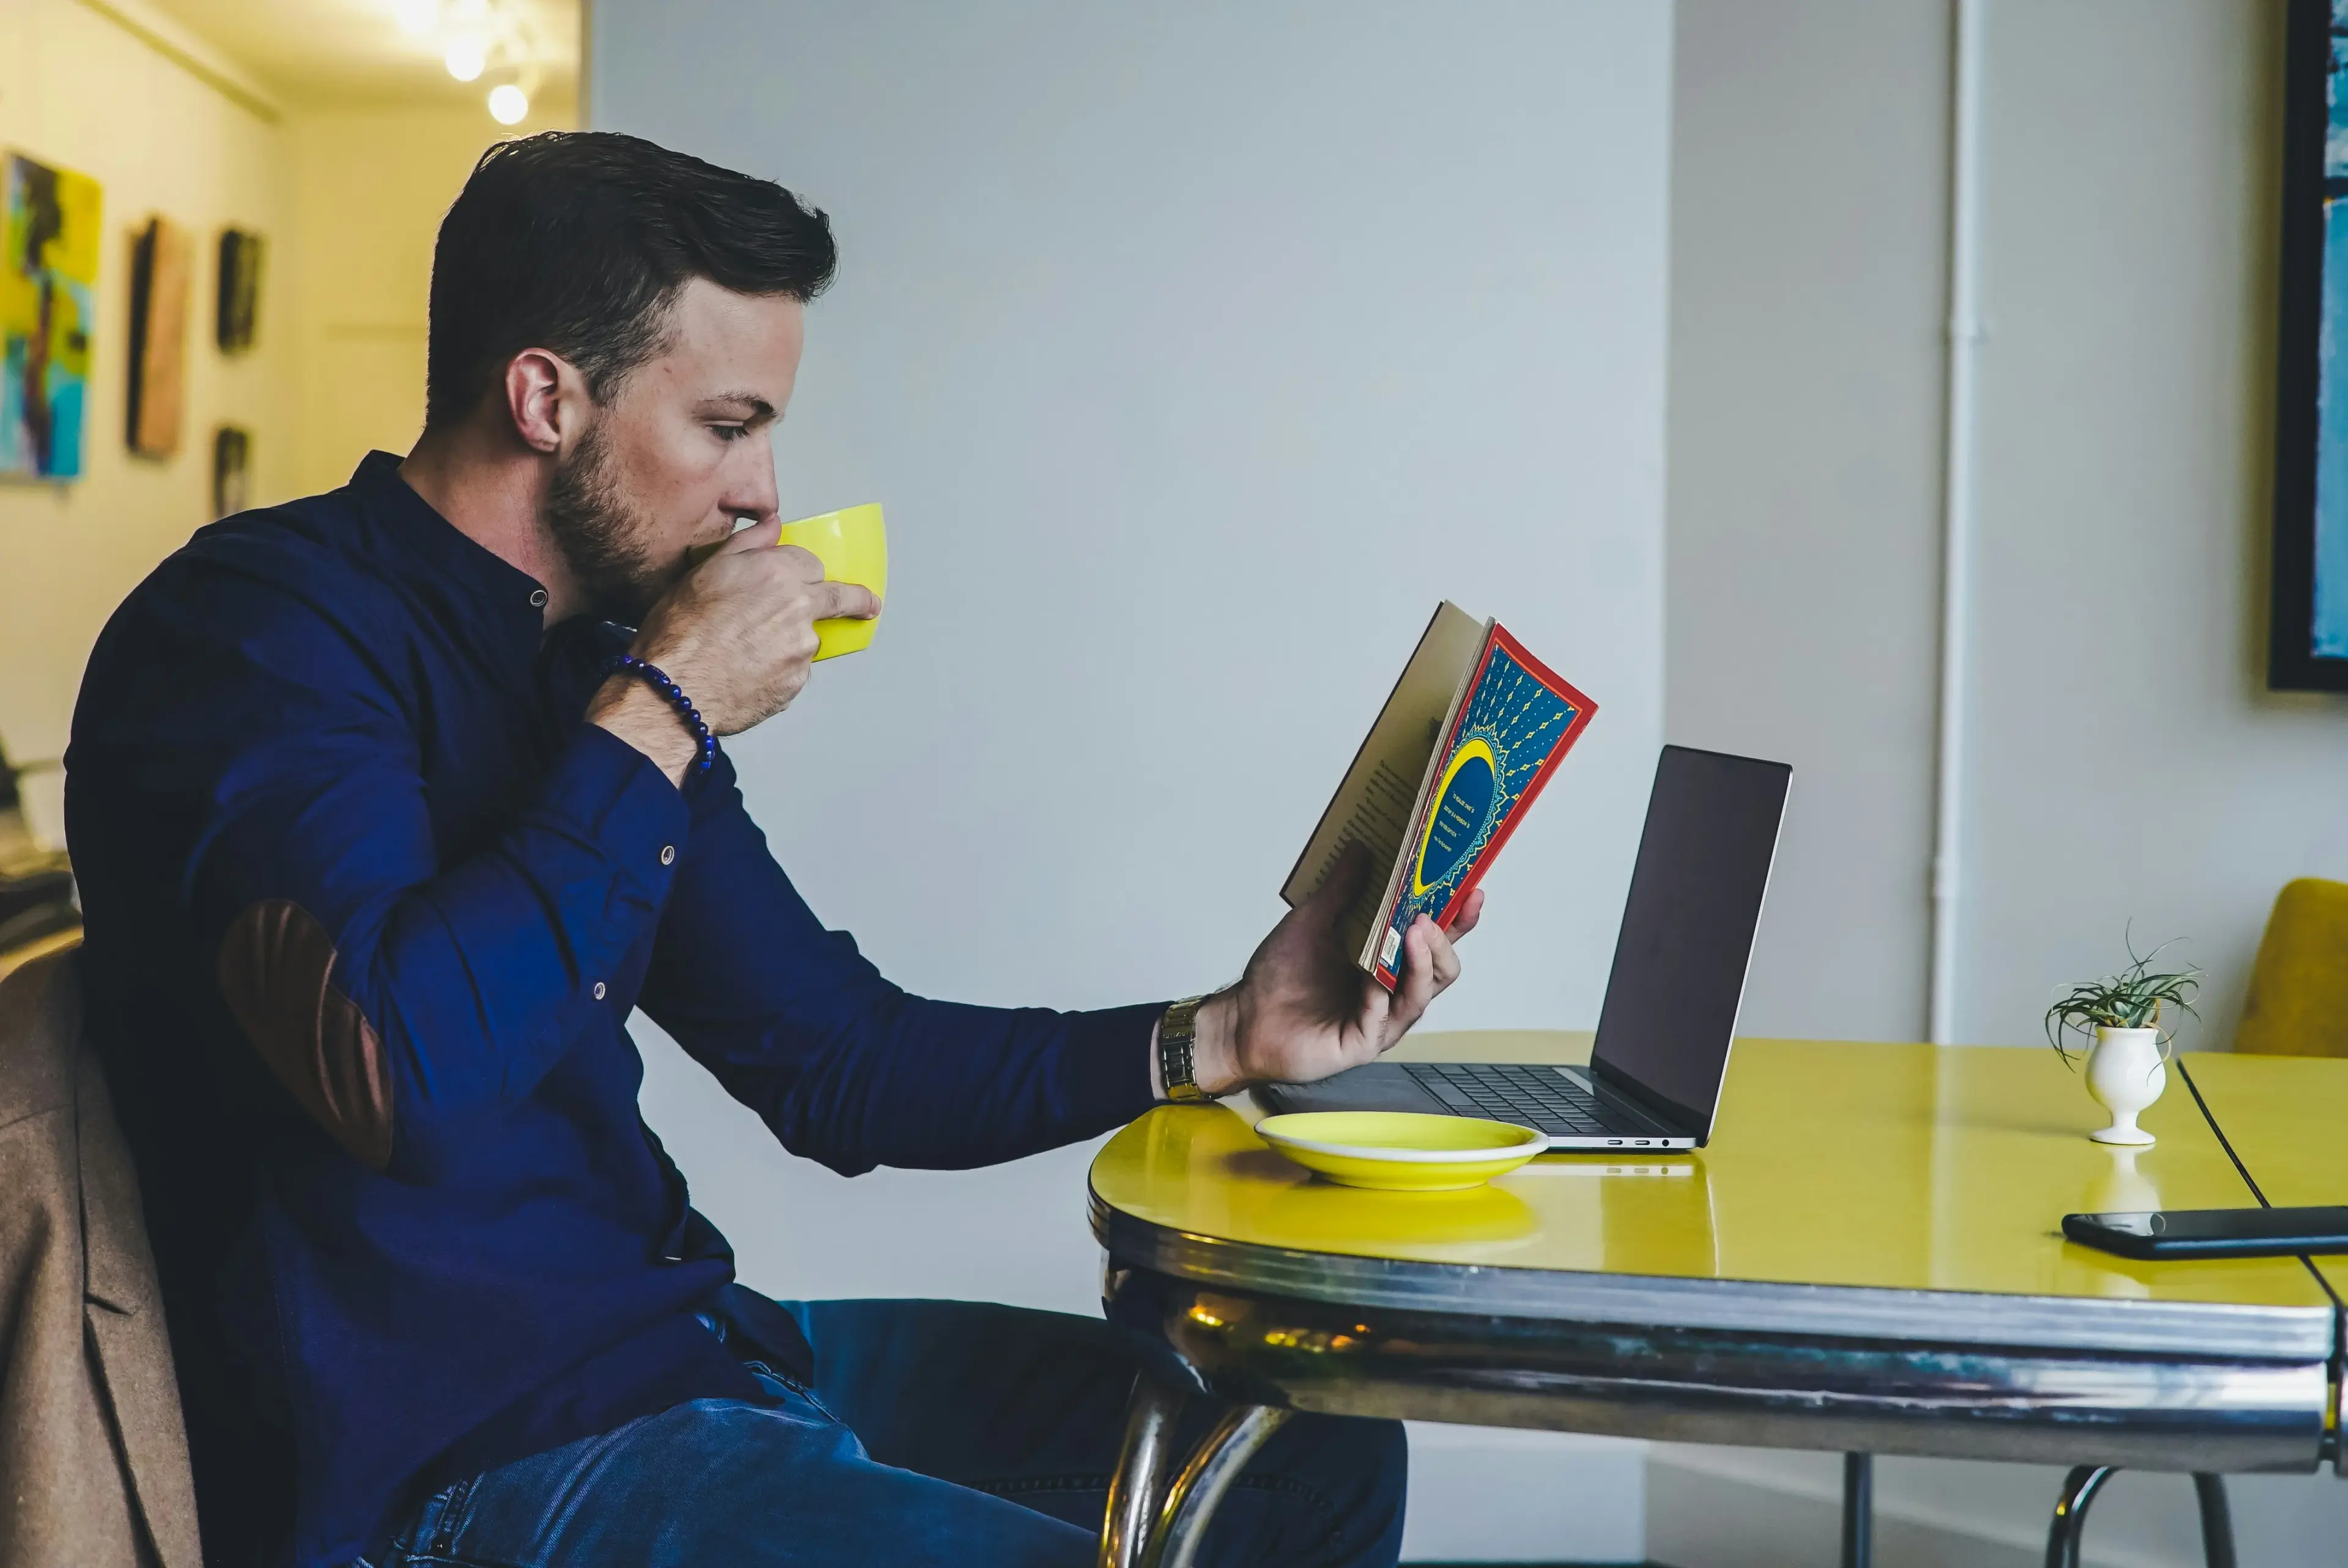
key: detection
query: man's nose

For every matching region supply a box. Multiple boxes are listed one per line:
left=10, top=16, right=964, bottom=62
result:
left=722, top=438, right=781, bottom=527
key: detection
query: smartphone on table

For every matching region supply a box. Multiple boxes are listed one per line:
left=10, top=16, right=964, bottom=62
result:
left=2062, top=1205, right=2348, bottom=1260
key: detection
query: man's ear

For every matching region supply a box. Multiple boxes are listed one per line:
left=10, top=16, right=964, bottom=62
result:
left=502, top=348, right=578, bottom=455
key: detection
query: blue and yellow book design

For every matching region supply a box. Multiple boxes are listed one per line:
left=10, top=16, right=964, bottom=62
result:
left=1281, top=603, right=1598, bottom=991
left=1368, top=626, right=1595, bottom=987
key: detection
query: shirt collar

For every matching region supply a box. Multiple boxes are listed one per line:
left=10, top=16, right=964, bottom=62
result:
left=348, top=450, right=551, bottom=625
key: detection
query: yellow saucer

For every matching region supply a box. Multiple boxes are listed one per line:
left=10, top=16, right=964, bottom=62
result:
left=1254, top=1111, right=1546, bottom=1191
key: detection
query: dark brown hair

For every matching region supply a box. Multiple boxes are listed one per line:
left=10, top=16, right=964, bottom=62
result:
left=424, top=131, right=835, bottom=429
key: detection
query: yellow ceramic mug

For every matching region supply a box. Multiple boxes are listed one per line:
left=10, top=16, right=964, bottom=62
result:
left=773, top=503, right=887, bottom=660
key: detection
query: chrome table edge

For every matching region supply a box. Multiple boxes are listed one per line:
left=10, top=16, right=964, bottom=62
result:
left=1103, top=1267, right=2333, bottom=1474
left=1090, top=1194, right=2337, bottom=1362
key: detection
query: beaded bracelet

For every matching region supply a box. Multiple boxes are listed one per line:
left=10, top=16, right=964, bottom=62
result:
left=605, top=655, right=718, bottom=779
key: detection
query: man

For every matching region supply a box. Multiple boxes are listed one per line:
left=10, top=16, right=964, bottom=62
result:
left=66, top=132, right=1480, bottom=1568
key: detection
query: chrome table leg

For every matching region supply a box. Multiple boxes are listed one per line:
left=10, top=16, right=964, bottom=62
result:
left=1841, top=1452, right=1873, bottom=1568
left=2192, top=1473, right=2237, bottom=1568
left=1099, top=1375, right=1186, bottom=1568
left=2043, top=1465, right=2116, bottom=1568
left=1140, top=1404, right=1291, bottom=1568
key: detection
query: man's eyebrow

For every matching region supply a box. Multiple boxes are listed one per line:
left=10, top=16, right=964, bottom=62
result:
left=703, top=392, right=778, bottom=422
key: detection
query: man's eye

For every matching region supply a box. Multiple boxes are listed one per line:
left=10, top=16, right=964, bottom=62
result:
left=713, top=424, right=750, bottom=442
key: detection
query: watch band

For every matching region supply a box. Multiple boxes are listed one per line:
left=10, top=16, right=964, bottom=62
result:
left=1159, top=995, right=1210, bottom=1103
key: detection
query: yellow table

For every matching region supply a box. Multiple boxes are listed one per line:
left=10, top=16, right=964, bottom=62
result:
left=1087, top=1033, right=2339, bottom=1568
left=2170, top=1051, right=2348, bottom=1413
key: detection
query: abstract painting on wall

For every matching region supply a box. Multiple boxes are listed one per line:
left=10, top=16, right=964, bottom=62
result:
left=128, top=216, right=193, bottom=459
left=1, top=152, right=102, bottom=482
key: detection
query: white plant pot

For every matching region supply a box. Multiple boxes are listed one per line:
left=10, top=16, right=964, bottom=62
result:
left=2084, top=1026, right=2166, bottom=1146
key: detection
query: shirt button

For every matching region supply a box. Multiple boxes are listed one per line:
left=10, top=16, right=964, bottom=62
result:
left=660, top=845, right=676, bottom=866
left=528, top=588, right=548, bottom=608
left=592, top=982, right=607, bottom=1001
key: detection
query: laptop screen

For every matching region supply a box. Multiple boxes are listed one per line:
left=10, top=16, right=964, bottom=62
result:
left=1588, top=746, right=1790, bottom=1138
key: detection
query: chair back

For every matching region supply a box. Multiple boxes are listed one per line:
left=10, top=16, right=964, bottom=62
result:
left=2233, top=877, right=2348, bottom=1058
left=0, top=940, right=203, bottom=1568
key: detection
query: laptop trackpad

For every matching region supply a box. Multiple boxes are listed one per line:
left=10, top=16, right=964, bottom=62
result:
left=1257, top=1062, right=1447, bottom=1117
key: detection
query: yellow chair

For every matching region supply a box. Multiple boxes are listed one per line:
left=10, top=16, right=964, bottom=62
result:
left=2233, top=878, right=2348, bottom=1057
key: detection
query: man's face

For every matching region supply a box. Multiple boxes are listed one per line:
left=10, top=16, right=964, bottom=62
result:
left=544, top=278, right=805, bottom=624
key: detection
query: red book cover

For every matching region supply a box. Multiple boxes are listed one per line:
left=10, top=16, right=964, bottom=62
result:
left=1369, top=625, right=1597, bottom=988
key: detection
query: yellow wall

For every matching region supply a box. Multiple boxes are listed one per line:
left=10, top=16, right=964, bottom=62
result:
left=0, top=0, right=289, bottom=838
left=284, top=98, right=571, bottom=499
left=0, top=1, right=572, bottom=844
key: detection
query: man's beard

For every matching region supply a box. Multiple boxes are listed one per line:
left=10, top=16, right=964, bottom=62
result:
left=542, top=421, right=668, bottom=626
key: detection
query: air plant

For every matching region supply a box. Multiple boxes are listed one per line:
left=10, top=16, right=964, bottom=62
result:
left=2043, top=933, right=2200, bottom=1069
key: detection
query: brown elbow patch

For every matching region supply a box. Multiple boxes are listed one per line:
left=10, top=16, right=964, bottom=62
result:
left=216, top=900, right=393, bottom=1170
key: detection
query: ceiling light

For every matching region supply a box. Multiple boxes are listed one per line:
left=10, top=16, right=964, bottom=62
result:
left=444, top=34, right=487, bottom=82
left=393, top=0, right=437, bottom=35
left=487, top=84, right=529, bottom=125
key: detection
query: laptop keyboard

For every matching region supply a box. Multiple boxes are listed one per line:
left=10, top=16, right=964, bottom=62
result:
left=1403, top=1061, right=1620, bottom=1138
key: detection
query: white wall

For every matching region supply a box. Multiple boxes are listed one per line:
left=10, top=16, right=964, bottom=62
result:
left=1665, top=3, right=2348, bottom=1563
left=1954, top=1, right=2348, bottom=1054
left=595, top=2, right=1672, bottom=1558
left=1653, top=1443, right=2348, bottom=1568
left=597, top=0, right=1671, bottom=1319
left=0, top=0, right=290, bottom=842
left=1672, top=0, right=2348, bottom=1056
left=1664, top=0, right=1951, bottom=1044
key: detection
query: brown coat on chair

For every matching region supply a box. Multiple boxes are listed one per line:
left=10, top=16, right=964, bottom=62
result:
left=0, top=943, right=201, bottom=1568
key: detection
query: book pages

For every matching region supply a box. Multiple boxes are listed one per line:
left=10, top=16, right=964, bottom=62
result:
left=1280, top=601, right=1485, bottom=962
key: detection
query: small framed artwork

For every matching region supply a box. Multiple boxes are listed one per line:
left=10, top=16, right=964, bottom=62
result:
left=1, top=150, right=102, bottom=481
left=127, top=215, right=193, bottom=458
left=2272, top=1, right=2348, bottom=688
left=216, top=228, right=262, bottom=355
left=212, top=425, right=249, bottom=518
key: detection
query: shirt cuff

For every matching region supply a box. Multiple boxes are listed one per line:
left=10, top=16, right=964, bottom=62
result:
left=543, top=723, right=696, bottom=905
left=1065, top=1001, right=1168, bottom=1133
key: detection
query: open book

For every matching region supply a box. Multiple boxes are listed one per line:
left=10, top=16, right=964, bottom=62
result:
left=1281, top=603, right=1597, bottom=990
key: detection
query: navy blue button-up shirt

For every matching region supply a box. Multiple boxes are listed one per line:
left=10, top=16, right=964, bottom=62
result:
left=65, top=452, right=1161, bottom=1568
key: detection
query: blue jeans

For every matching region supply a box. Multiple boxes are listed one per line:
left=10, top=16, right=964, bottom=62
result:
left=366, top=1298, right=1405, bottom=1567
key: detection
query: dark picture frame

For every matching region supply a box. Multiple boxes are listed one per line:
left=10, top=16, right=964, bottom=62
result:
left=212, top=425, right=249, bottom=519
left=2272, top=0, right=2348, bottom=689
left=216, top=227, right=262, bottom=355
left=126, top=215, right=193, bottom=459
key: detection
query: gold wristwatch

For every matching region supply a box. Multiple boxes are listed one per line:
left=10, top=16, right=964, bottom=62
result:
left=1159, top=995, right=1211, bottom=1103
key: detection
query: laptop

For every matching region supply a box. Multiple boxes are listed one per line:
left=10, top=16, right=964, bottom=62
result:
left=1257, top=745, right=1791, bottom=1150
